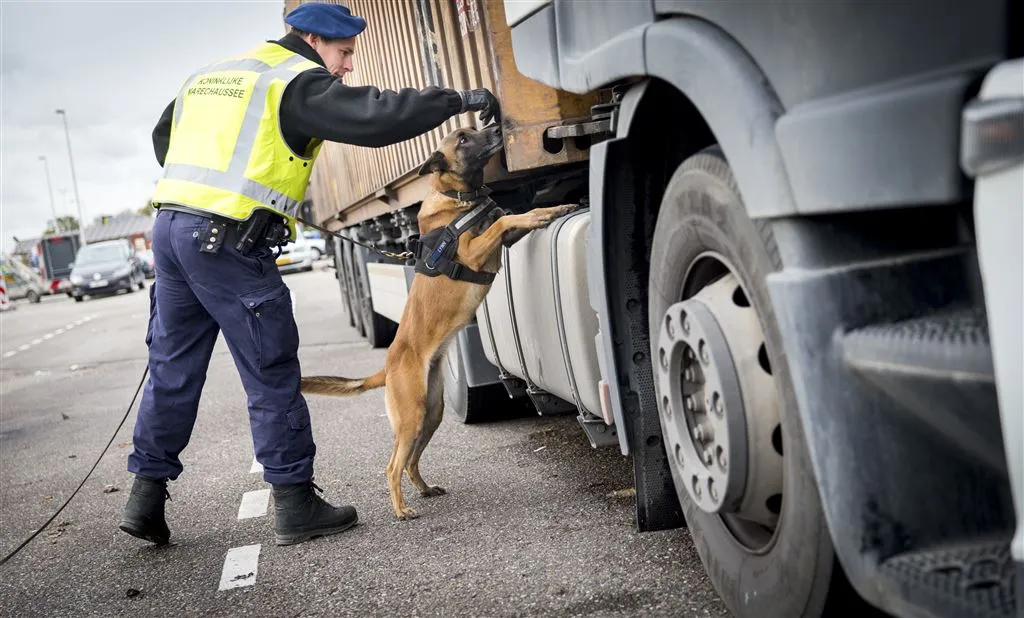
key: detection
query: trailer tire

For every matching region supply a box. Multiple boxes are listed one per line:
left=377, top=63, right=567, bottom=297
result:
left=346, top=243, right=365, bottom=336
left=334, top=241, right=355, bottom=328
left=442, top=340, right=509, bottom=424
left=648, top=146, right=869, bottom=618
left=353, top=249, right=397, bottom=349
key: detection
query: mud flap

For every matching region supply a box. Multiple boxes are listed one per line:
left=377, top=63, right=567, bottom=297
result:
left=588, top=135, right=684, bottom=532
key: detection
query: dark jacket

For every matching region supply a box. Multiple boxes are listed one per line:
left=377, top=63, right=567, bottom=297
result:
left=152, top=33, right=463, bottom=166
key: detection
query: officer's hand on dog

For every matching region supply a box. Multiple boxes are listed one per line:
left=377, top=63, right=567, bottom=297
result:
left=459, top=88, right=501, bottom=125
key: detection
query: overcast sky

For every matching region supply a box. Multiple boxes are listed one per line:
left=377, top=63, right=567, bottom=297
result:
left=1, top=1, right=288, bottom=253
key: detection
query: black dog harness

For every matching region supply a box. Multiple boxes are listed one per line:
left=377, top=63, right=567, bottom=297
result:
left=407, top=187, right=506, bottom=285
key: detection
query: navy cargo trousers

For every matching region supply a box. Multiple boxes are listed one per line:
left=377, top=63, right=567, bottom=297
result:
left=128, top=209, right=315, bottom=485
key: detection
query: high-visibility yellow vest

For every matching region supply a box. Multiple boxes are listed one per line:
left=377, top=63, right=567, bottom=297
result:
left=152, top=42, right=324, bottom=240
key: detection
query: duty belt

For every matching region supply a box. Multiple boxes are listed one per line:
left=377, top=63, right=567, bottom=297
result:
left=159, top=205, right=288, bottom=256
left=407, top=188, right=506, bottom=285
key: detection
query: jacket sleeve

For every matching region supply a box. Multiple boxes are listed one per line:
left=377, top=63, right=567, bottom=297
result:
left=152, top=100, right=175, bottom=167
left=280, top=69, right=465, bottom=148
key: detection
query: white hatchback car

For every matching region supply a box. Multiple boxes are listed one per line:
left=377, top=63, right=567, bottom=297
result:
left=275, top=229, right=315, bottom=274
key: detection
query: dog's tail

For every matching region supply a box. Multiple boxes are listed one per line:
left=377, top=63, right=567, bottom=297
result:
left=300, top=369, right=386, bottom=397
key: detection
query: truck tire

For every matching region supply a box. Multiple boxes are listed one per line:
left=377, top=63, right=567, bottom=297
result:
left=353, top=249, right=397, bottom=349
left=345, top=243, right=365, bottom=335
left=333, top=241, right=356, bottom=327
left=648, top=147, right=868, bottom=618
left=26, top=290, right=40, bottom=304
left=442, top=339, right=509, bottom=424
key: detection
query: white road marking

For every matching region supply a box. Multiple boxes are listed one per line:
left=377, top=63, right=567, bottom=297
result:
left=31, top=339, right=42, bottom=345
left=3, top=351, right=15, bottom=358
left=43, top=333, right=54, bottom=340
left=218, top=544, right=261, bottom=591
left=249, top=458, right=263, bottom=474
left=18, top=345, right=29, bottom=352
left=236, top=489, right=271, bottom=520
left=65, top=324, right=75, bottom=330
left=55, top=328, right=65, bottom=335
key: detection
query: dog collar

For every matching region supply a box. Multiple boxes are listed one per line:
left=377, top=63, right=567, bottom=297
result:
left=440, top=185, right=492, bottom=203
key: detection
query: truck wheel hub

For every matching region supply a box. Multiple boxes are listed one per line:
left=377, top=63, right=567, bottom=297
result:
left=657, top=273, right=783, bottom=528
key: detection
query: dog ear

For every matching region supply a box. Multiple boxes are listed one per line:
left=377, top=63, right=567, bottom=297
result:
left=418, top=150, right=449, bottom=176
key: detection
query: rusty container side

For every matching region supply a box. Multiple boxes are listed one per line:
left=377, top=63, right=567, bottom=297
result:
left=283, top=1, right=599, bottom=229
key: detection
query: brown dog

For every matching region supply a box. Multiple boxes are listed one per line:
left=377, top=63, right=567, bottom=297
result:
left=301, top=125, right=576, bottom=520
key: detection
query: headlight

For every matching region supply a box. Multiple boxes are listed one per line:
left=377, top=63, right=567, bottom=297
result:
left=113, top=266, right=131, bottom=278
left=70, top=274, right=83, bottom=285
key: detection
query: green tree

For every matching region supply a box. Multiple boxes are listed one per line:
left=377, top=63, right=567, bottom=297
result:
left=44, top=215, right=80, bottom=234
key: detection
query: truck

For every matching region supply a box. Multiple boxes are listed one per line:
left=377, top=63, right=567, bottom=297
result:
left=286, top=1, right=1022, bottom=617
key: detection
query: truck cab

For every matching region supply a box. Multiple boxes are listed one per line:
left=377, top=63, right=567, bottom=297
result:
left=499, top=2, right=1022, bottom=617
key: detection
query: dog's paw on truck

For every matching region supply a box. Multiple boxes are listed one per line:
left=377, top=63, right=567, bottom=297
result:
left=286, top=1, right=1023, bottom=617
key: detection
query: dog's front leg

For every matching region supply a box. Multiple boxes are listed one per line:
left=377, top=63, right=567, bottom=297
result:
left=459, top=205, right=577, bottom=270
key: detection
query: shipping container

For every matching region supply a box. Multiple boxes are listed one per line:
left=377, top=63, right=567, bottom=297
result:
left=283, top=0, right=604, bottom=230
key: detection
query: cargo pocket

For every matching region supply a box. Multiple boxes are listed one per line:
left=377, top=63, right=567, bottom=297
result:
left=283, top=403, right=315, bottom=464
left=238, top=283, right=298, bottom=372
left=286, top=405, right=310, bottom=431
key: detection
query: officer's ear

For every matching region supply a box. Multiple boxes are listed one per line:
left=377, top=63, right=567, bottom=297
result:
left=418, top=151, right=449, bottom=176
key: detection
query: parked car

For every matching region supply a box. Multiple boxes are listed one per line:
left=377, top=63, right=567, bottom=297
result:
left=0, top=257, right=47, bottom=304
left=138, top=249, right=155, bottom=279
left=275, top=231, right=315, bottom=274
left=69, top=239, right=146, bottom=302
left=301, top=229, right=326, bottom=261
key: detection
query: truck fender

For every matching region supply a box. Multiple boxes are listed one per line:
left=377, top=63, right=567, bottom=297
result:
left=643, top=18, right=798, bottom=219
left=587, top=18, right=800, bottom=531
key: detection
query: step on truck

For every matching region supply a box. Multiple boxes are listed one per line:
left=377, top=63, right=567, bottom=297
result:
left=286, top=1, right=1023, bottom=617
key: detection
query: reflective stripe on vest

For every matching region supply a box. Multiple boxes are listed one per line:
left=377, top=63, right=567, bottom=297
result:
left=152, top=44, right=323, bottom=237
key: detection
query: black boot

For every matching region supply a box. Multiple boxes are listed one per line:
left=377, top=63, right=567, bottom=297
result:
left=118, top=475, right=170, bottom=545
left=271, top=481, right=358, bottom=546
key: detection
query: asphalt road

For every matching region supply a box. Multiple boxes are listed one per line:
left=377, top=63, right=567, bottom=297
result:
left=0, top=265, right=728, bottom=618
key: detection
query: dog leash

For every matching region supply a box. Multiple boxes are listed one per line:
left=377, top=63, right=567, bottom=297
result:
left=293, top=215, right=413, bottom=262
left=0, top=366, right=149, bottom=566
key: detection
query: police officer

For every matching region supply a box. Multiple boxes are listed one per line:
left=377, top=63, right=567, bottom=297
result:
left=119, top=2, right=500, bottom=547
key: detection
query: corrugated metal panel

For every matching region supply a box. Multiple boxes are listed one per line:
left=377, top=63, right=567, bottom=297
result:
left=283, top=0, right=600, bottom=228
left=83, top=215, right=154, bottom=244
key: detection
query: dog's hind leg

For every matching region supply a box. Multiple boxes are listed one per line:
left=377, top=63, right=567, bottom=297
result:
left=407, top=357, right=446, bottom=498
left=384, top=353, right=427, bottom=521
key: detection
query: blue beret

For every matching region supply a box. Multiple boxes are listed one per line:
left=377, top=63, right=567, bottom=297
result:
left=285, top=3, right=366, bottom=40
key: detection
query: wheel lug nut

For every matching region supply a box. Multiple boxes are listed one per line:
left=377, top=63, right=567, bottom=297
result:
left=685, top=396, right=695, bottom=412
left=703, top=449, right=713, bottom=465
left=717, top=448, right=728, bottom=470
left=699, top=341, right=709, bottom=364
left=711, top=393, right=723, bottom=416
left=692, top=425, right=703, bottom=441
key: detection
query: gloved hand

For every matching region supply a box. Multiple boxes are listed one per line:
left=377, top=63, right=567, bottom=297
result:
left=459, top=88, right=501, bottom=125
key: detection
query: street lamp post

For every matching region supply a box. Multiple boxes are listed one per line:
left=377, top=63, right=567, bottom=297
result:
left=55, top=109, right=87, bottom=246
left=38, top=155, right=59, bottom=231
